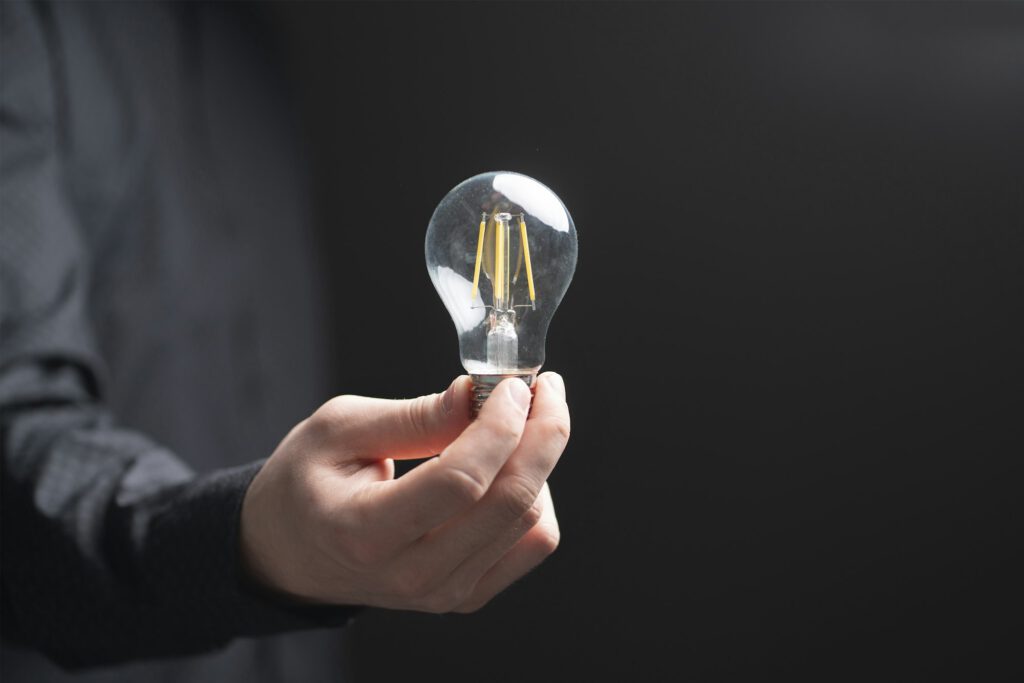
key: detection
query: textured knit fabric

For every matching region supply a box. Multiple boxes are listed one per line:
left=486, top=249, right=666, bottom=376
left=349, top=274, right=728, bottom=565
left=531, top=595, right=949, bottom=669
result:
left=1, top=1, right=354, bottom=679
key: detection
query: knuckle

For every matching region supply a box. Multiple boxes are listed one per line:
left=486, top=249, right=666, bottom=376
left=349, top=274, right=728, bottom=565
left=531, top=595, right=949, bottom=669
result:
left=441, top=466, right=489, bottom=506
left=421, top=587, right=463, bottom=615
left=537, top=414, right=572, bottom=447
left=521, top=498, right=544, bottom=529
left=454, top=592, right=491, bottom=614
left=418, top=594, right=450, bottom=615
left=426, top=580, right=474, bottom=614
left=535, top=524, right=561, bottom=556
left=304, top=410, right=332, bottom=439
left=497, top=473, right=540, bottom=522
left=310, top=395, right=360, bottom=435
left=403, top=395, right=434, bottom=437
left=446, top=585, right=471, bottom=612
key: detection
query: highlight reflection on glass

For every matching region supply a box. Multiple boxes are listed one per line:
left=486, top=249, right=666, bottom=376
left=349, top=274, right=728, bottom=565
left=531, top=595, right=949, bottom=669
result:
left=425, top=171, right=578, bottom=413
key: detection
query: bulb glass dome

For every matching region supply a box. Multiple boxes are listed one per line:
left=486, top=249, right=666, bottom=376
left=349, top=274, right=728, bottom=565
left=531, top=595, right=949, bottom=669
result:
left=426, top=171, right=577, bottom=378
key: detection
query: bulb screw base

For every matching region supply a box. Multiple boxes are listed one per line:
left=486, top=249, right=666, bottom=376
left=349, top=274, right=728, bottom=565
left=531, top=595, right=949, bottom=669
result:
left=470, top=373, right=536, bottom=417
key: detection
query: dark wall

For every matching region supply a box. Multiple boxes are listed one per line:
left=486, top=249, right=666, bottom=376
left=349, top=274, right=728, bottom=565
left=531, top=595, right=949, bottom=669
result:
left=275, top=2, right=1023, bottom=680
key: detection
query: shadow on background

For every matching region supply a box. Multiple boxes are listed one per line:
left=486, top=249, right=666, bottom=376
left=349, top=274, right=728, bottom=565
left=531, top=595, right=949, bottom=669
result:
left=273, top=2, right=1022, bottom=680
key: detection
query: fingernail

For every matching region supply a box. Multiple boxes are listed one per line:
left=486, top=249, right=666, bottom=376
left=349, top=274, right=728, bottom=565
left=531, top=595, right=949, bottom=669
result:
left=508, top=378, right=532, bottom=412
left=441, top=379, right=457, bottom=414
left=544, top=372, right=566, bottom=398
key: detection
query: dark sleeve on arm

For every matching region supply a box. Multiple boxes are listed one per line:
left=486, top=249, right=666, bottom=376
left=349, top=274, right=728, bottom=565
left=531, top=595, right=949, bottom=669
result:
left=0, top=2, right=354, bottom=669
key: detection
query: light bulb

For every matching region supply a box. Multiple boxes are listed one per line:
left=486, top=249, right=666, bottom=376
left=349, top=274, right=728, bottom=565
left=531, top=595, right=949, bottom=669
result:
left=426, top=171, right=578, bottom=414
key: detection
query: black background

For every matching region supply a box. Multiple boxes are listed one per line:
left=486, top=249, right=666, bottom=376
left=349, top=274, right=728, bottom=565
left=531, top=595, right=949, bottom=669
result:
left=272, top=2, right=1022, bottom=681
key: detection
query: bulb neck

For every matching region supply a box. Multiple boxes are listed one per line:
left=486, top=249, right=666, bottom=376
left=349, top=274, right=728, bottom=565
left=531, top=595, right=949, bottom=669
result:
left=470, top=373, right=536, bottom=417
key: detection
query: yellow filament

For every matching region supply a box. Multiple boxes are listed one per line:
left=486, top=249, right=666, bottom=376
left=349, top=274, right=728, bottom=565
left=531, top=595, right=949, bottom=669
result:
left=470, top=218, right=486, bottom=300
left=494, top=217, right=505, bottom=302
left=519, top=217, right=536, bottom=302
left=513, top=245, right=524, bottom=283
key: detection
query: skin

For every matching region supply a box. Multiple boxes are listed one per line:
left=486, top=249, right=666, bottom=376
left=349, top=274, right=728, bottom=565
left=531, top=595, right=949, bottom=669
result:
left=240, top=372, right=570, bottom=614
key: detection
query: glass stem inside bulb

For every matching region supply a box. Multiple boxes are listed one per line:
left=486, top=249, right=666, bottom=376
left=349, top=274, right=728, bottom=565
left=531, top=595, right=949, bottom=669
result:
left=486, top=311, right=518, bottom=371
left=485, top=212, right=519, bottom=372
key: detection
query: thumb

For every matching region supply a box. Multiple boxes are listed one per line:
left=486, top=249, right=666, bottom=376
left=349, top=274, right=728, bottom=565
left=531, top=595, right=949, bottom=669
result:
left=317, top=376, right=473, bottom=461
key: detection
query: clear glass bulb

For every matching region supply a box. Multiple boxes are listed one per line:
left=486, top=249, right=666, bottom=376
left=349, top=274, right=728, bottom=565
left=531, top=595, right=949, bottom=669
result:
left=425, top=171, right=578, bottom=412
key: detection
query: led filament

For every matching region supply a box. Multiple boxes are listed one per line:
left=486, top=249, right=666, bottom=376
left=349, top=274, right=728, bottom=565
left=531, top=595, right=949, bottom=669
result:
left=470, top=212, right=537, bottom=312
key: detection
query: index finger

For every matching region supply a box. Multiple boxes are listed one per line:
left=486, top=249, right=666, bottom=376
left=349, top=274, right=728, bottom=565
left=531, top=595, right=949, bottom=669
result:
left=364, top=377, right=533, bottom=543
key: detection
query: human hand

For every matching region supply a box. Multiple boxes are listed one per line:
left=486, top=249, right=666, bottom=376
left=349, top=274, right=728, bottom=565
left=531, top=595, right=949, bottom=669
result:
left=240, top=373, right=569, bottom=613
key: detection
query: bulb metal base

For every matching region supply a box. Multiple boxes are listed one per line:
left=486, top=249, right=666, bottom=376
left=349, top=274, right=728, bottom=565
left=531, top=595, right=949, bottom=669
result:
left=470, top=373, right=536, bottom=417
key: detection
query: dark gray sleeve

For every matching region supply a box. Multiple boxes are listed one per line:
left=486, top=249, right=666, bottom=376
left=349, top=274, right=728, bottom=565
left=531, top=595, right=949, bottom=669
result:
left=0, top=2, right=354, bottom=669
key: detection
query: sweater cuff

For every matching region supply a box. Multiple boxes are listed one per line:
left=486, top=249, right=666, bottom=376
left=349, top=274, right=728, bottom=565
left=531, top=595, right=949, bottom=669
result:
left=146, top=461, right=358, bottom=651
